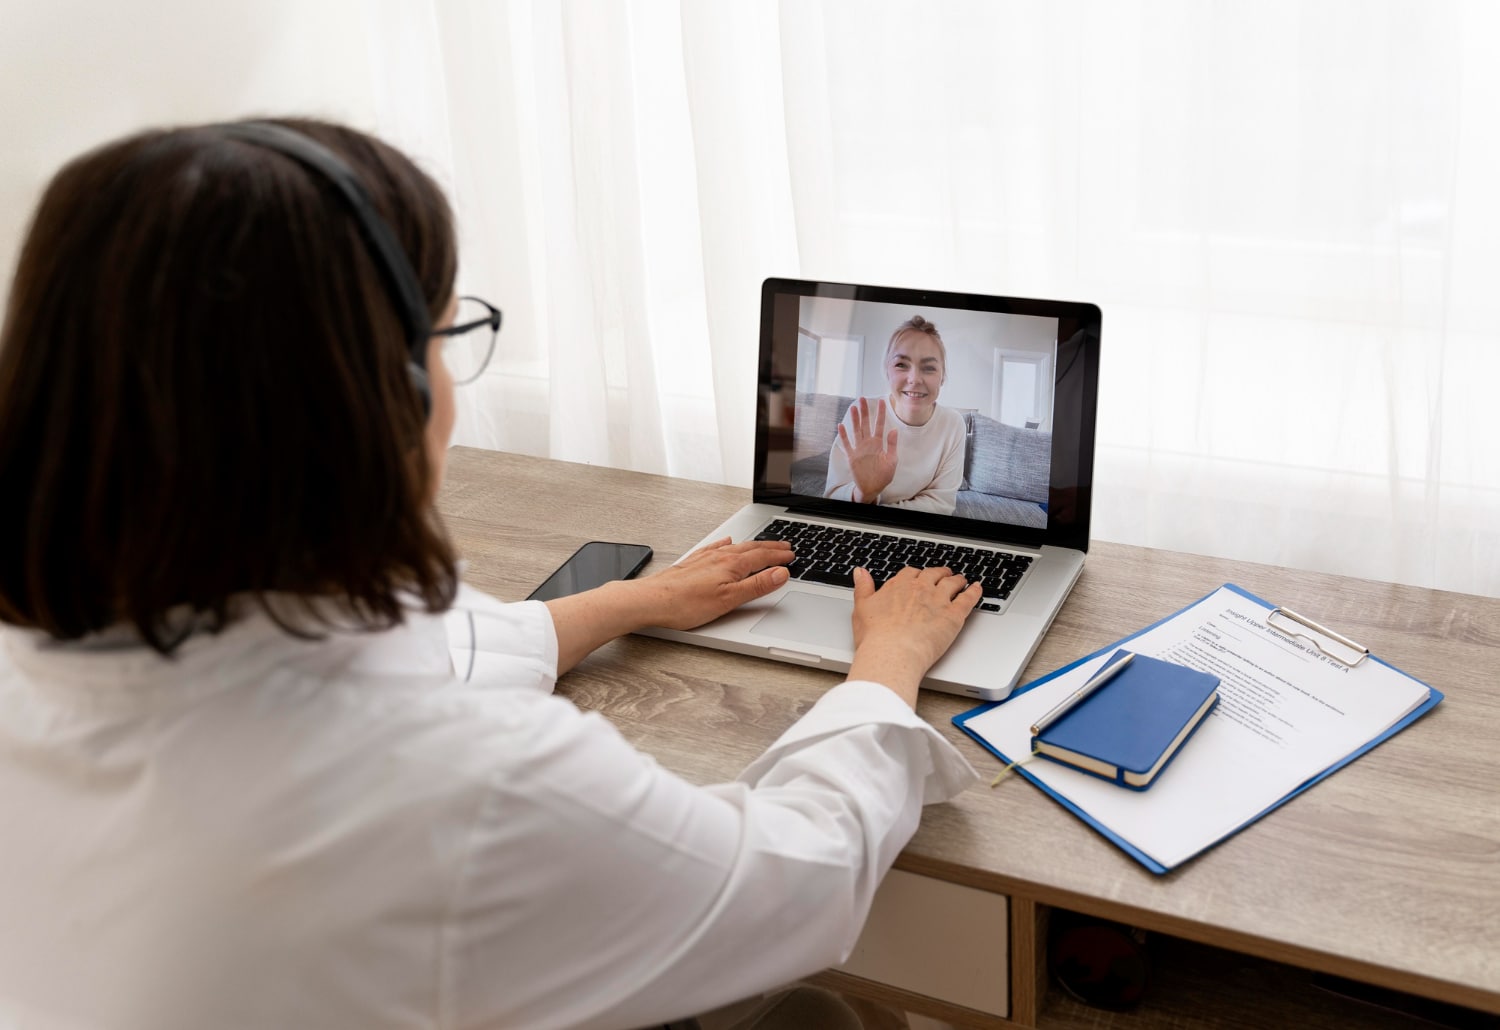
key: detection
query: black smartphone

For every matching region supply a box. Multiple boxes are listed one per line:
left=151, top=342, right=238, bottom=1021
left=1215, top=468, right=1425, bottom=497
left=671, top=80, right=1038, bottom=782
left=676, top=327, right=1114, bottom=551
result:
left=525, top=541, right=654, bottom=601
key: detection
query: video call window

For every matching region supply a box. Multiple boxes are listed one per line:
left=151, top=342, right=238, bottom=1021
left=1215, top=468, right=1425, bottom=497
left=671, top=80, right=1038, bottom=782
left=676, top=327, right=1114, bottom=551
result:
left=786, top=296, right=1060, bottom=530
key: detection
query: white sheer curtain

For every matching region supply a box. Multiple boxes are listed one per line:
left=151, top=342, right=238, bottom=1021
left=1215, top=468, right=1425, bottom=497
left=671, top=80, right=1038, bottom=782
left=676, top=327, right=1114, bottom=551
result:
left=369, top=0, right=1500, bottom=598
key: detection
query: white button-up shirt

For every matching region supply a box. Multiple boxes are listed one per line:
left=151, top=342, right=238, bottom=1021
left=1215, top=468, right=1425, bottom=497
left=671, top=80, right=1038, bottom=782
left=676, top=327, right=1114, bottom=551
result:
left=0, top=586, right=975, bottom=1030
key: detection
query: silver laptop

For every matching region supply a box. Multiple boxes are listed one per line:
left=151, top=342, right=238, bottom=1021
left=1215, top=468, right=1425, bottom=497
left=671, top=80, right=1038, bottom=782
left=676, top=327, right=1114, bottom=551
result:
left=641, top=278, right=1101, bottom=702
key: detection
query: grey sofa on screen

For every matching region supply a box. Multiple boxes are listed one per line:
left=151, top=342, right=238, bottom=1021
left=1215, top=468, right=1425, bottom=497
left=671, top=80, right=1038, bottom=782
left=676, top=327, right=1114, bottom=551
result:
left=788, top=392, right=1051, bottom=528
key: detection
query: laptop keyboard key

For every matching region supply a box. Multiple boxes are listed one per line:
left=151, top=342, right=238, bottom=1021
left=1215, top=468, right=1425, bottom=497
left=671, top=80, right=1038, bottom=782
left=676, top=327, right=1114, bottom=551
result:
left=800, top=567, right=855, bottom=588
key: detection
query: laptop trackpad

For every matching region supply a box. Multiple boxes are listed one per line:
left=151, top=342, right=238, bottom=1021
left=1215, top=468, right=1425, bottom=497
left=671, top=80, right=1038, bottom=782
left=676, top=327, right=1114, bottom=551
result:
left=749, top=591, right=854, bottom=650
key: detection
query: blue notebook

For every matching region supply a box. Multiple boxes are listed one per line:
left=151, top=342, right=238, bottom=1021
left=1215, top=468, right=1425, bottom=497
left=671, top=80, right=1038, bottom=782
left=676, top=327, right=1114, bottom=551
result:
left=1031, top=650, right=1220, bottom=790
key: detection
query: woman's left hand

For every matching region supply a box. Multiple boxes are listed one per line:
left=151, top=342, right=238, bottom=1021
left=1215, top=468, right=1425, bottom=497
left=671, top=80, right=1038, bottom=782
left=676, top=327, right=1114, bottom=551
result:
left=543, top=537, right=794, bottom=673
left=634, top=537, right=794, bottom=630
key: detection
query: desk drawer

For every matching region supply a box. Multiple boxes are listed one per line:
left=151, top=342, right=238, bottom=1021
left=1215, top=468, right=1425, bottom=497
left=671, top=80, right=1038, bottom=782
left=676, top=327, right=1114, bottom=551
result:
left=838, top=869, right=1009, bottom=1017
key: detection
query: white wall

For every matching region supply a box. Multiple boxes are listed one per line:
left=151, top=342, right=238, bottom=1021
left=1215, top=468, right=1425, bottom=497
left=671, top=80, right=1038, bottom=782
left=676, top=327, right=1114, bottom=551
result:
left=0, top=0, right=385, bottom=295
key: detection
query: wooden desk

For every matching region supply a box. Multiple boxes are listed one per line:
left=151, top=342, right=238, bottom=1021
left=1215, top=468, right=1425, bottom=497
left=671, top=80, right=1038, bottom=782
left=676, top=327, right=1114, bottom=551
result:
left=438, top=446, right=1500, bottom=1028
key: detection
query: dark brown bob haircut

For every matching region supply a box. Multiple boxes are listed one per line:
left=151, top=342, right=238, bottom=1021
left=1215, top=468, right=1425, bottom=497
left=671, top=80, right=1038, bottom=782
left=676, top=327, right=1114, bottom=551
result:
left=0, top=117, right=460, bottom=653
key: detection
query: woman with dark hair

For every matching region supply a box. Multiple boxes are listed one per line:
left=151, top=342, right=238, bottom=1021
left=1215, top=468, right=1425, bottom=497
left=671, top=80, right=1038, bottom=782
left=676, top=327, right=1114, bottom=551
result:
left=0, top=119, right=981, bottom=1029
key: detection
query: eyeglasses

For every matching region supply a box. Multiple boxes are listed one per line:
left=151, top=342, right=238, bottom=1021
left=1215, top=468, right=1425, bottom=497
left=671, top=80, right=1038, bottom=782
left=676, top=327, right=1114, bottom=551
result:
left=432, top=295, right=501, bottom=385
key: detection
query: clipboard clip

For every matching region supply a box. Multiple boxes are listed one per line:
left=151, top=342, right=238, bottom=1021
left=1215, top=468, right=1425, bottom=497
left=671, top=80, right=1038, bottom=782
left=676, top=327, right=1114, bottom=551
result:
left=1266, top=607, right=1370, bottom=667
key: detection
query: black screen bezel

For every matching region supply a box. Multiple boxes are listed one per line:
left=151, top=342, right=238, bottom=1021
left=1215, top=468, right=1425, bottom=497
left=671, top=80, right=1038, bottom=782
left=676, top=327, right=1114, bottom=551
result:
left=754, top=277, right=1100, bottom=553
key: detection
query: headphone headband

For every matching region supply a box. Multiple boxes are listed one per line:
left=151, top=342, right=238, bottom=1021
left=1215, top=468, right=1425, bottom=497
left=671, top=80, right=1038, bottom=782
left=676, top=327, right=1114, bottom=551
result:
left=212, top=122, right=434, bottom=412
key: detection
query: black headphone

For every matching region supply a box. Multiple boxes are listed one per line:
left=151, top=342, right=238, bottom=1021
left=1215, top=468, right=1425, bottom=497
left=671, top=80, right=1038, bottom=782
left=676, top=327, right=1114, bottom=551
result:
left=213, top=121, right=433, bottom=416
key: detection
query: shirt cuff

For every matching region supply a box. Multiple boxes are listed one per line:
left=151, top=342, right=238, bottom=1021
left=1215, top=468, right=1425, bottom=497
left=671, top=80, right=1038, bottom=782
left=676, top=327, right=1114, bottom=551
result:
left=739, top=680, right=977, bottom=804
left=446, top=584, right=559, bottom=694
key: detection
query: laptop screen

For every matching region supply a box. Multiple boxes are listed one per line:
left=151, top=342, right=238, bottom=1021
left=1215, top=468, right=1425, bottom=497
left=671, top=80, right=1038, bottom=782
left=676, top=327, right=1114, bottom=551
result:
left=754, top=278, right=1100, bottom=552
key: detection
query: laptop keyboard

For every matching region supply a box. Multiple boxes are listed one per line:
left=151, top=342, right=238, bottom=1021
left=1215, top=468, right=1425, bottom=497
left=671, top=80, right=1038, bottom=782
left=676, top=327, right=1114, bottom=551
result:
left=753, top=518, right=1033, bottom=612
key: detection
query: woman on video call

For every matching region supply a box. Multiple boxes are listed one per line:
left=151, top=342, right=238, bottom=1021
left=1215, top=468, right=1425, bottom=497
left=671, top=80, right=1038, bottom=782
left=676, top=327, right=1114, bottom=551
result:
left=824, top=315, right=967, bottom=514
left=0, top=118, right=984, bottom=1029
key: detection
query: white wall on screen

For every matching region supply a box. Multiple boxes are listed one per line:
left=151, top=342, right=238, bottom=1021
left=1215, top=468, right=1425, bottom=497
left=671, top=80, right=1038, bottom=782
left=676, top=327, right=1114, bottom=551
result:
left=813, top=336, right=864, bottom=395
left=993, top=350, right=1054, bottom=430
left=797, top=296, right=1062, bottom=441
left=856, top=306, right=1055, bottom=422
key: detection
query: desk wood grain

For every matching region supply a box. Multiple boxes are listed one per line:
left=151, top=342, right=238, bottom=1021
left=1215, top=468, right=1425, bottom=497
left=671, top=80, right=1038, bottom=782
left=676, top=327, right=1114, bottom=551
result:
left=437, top=446, right=1500, bottom=1017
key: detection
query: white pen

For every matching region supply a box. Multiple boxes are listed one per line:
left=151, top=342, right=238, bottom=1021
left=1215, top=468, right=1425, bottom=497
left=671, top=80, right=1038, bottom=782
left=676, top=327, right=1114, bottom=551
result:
left=1030, top=651, right=1135, bottom=736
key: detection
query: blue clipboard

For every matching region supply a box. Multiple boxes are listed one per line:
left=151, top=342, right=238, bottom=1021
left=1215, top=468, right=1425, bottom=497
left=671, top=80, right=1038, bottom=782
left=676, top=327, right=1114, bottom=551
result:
left=952, top=582, right=1444, bottom=874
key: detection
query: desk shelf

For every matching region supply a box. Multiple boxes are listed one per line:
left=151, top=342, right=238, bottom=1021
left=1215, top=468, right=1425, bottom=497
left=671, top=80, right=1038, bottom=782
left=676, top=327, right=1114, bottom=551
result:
left=1035, top=908, right=1494, bottom=1030
left=823, top=897, right=1498, bottom=1030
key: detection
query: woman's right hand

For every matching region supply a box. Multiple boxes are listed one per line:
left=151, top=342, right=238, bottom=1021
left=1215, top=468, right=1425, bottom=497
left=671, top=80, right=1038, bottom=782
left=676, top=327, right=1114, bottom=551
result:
left=846, top=565, right=982, bottom=707
left=836, top=398, right=899, bottom=503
